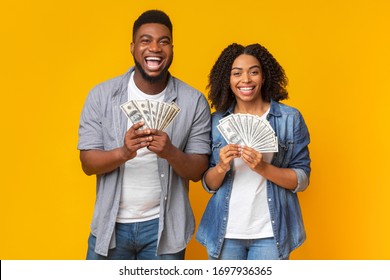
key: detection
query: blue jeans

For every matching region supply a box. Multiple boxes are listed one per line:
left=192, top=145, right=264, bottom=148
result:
left=86, top=218, right=185, bottom=260
left=208, top=237, right=286, bottom=260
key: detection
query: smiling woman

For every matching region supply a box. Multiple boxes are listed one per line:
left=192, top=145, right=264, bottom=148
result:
left=196, top=43, right=311, bottom=260
left=230, top=55, right=264, bottom=104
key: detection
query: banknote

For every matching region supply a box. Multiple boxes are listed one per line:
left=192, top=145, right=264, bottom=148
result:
left=217, top=118, right=245, bottom=146
left=120, top=100, right=180, bottom=131
left=120, top=101, right=146, bottom=129
left=217, top=113, right=278, bottom=153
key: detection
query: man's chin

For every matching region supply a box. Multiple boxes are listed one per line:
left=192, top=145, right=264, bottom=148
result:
left=143, top=72, right=166, bottom=83
left=134, top=60, right=171, bottom=84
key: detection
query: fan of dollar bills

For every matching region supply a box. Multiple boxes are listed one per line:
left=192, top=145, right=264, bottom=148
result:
left=217, top=113, right=278, bottom=153
left=120, top=100, right=180, bottom=131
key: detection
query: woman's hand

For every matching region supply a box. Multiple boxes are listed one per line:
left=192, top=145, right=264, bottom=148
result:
left=216, top=144, right=241, bottom=174
left=240, top=146, right=265, bottom=172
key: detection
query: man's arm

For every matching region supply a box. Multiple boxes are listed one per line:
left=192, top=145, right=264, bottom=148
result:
left=165, top=148, right=209, bottom=182
left=80, top=122, right=153, bottom=175
left=147, top=130, right=208, bottom=181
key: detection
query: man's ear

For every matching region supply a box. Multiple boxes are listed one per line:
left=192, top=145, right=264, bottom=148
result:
left=130, top=42, right=134, bottom=55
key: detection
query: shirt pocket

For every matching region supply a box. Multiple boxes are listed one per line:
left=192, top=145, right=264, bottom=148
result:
left=272, top=140, right=294, bottom=168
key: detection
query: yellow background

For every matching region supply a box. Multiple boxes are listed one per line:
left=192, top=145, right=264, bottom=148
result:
left=1, top=0, right=389, bottom=260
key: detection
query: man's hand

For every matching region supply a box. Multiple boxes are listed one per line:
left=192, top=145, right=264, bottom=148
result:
left=146, top=129, right=174, bottom=159
left=122, top=121, right=153, bottom=160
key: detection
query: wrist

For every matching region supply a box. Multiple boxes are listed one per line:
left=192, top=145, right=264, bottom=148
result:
left=216, top=163, right=229, bottom=174
left=255, top=161, right=268, bottom=174
left=119, top=146, right=132, bottom=161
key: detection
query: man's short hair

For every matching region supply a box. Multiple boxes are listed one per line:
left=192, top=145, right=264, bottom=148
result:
left=133, top=10, right=172, bottom=39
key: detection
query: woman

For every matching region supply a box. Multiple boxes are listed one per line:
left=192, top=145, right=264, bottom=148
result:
left=196, top=43, right=311, bottom=260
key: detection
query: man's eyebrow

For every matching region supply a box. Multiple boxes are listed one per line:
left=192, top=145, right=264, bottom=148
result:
left=138, top=34, right=171, bottom=41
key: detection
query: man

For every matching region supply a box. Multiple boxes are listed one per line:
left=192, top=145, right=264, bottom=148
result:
left=78, top=10, right=211, bottom=260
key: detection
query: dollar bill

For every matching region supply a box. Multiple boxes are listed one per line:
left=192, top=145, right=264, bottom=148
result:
left=120, top=101, right=146, bottom=129
left=217, top=113, right=278, bottom=153
left=133, top=100, right=152, bottom=128
left=217, top=119, right=245, bottom=145
left=120, top=100, right=181, bottom=131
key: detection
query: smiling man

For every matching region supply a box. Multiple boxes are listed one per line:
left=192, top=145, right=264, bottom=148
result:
left=78, top=10, right=211, bottom=260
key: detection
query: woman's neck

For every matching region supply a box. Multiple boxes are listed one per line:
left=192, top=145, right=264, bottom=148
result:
left=234, top=99, right=270, bottom=116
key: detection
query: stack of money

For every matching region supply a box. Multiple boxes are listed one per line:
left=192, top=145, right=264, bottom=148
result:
left=217, top=113, right=278, bottom=153
left=120, top=100, right=180, bottom=131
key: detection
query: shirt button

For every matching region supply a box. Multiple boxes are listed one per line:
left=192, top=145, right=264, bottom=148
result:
left=268, top=198, right=272, bottom=202
left=161, top=174, right=165, bottom=178
left=272, top=220, right=275, bottom=224
left=164, top=196, right=167, bottom=200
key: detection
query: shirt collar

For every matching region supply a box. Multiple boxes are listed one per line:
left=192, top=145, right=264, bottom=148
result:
left=222, top=99, right=281, bottom=117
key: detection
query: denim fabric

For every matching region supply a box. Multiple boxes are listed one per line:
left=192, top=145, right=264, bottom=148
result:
left=196, top=100, right=311, bottom=259
left=208, top=237, right=282, bottom=260
left=86, top=219, right=185, bottom=260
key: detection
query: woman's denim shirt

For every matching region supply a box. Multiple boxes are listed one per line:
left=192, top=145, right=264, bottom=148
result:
left=196, top=100, right=311, bottom=259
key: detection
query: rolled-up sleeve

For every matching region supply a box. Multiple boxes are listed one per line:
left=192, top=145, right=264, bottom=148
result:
left=78, top=87, right=104, bottom=151
left=289, top=111, right=311, bottom=193
left=291, top=168, right=309, bottom=193
left=183, top=94, right=211, bottom=155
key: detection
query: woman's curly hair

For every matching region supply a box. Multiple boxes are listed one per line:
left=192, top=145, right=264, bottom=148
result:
left=208, top=43, right=288, bottom=112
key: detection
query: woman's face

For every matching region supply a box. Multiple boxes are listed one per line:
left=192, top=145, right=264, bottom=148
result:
left=230, top=54, right=264, bottom=104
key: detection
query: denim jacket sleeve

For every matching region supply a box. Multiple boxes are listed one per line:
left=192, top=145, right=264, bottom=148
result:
left=201, top=112, right=227, bottom=194
left=290, top=110, right=311, bottom=193
left=269, top=102, right=311, bottom=193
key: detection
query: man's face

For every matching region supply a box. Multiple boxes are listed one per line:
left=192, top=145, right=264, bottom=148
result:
left=131, top=23, right=173, bottom=83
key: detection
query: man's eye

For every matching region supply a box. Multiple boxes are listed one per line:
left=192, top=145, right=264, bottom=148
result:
left=160, top=40, right=170, bottom=45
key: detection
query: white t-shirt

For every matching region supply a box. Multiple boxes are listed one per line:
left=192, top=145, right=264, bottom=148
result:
left=116, top=72, right=165, bottom=223
left=225, top=110, right=274, bottom=239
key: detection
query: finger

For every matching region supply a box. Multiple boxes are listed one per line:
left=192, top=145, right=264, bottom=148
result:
left=225, top=150, right=240, bottom=158
left=222, top=144, right=240, bottom=154
left=241, top=154, right=254, bottom=166
left=132, top=135, right=153, bottom=145
left=241, top=147, right=259, bottom=157
left=241, top=152, right=254, bottom=163
left=133, top=128, right=152, bottom=138
left=131, top=141, right=150, bottom=151
left=149, top=128, right=159, bottom=135
left=130, top=121, right=145, bottom=131
left=227, top=144, right=240, bottom=151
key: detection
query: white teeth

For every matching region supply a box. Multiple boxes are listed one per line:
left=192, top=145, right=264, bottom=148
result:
left=145, top=57, right=161, bottom=61
left=239, top=87, right=254, bottom=91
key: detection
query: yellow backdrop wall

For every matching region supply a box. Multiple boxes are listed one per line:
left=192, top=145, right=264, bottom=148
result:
left=1, top=0, right=389, bottom=259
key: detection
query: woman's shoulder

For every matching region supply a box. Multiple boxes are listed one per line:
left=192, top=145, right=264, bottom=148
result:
left=211, top=110, right=228, bottom=123
left=272, top=101, right=302, bottom=116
